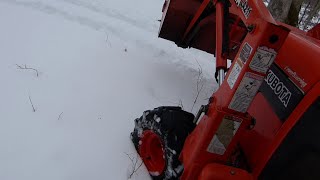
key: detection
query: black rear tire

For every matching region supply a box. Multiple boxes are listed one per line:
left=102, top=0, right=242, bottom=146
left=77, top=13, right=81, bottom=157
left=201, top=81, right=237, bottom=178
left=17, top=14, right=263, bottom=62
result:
left=131, top=106, right=195, bottom=180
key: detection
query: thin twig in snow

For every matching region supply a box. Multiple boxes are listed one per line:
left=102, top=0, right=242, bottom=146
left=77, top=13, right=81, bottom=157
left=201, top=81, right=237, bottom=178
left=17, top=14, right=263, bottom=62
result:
left=58, top=112, right=63, bottom=120
left=16, top=64, right=39, bottom=77
left=106, top=34, right=112, bottom=47
left=28, top=95, right=36, bottom=112
left=191, top=59, right=204, bottom=112
left=178, top=99, right=184, bottom=110
left=125, top=152, right=143, bottom=179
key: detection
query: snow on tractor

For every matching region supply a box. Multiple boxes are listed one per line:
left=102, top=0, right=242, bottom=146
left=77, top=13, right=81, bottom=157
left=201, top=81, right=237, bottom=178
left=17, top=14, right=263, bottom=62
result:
left=131, top=0, right=320, bottom=179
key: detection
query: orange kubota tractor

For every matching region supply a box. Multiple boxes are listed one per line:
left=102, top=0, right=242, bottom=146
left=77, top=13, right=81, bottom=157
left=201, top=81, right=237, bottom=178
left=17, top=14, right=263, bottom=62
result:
left=130, top=0, right=320, bottom=179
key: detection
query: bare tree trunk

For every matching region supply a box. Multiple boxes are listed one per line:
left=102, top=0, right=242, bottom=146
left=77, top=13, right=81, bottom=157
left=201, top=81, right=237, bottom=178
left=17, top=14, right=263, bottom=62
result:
left=268, top=0, right=293, bottom=22
left=303, top=0, right=320, bottom=30
left=299, top=2, right=311, bottom=25
left=287, top=0, right=304, bottom=26
left=268, top=0, right=303, bottom=27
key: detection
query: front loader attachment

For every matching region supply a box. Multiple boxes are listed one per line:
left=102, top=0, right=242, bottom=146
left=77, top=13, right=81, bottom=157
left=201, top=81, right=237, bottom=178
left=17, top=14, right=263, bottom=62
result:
left=159, top=0, right=248, bottom=61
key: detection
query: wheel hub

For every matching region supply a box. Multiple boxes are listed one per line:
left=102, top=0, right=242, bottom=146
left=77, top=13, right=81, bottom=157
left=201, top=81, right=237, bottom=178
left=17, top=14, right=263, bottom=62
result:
left=139, top=130, right=166, bottom=174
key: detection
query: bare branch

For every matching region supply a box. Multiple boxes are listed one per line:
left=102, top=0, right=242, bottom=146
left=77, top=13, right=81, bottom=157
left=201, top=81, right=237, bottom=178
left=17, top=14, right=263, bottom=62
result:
left=298, top=1, right=310, bottom=25
left=106, top=34, right=112, bottom=47
left=125, top=152, right=143, bottom=179
left=133, top=153, right=139, bottom=171
left=136, top=160, right=143, bottom=172
left=191, top=59, right=205, bottom=112
left=124, top=152, right=134, bottom=162
left=178, top=99, right=184, bottom=110
left=28, top=95, right=36, bottom=112
left=191, top=83, right=204, bottom=112
left=16, top=64, right=39, bottom=77
left=302, top=0, right=320, bottom=30
left=58, top=112, right=63, bottom=120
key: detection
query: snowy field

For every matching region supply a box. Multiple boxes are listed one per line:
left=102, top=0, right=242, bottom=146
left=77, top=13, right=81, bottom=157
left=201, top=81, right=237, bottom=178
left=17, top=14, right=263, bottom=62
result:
left=0, top=0, right=216, bottom=179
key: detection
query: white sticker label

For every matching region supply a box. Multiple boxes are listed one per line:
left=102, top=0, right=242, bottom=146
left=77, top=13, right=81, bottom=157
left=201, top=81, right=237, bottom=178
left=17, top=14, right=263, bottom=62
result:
left=227, top=62, right=242, bottom=89
left=229, top=73, right=264, bottom=113
left=249, top=46, right=277, bottom=73
left=207, top=135, right=226, bottom=155
left=239, top=42, right=252, bottom=64
left=234, top=0, right=252, bottom=19
left=207, top=116, right=242, bottom=155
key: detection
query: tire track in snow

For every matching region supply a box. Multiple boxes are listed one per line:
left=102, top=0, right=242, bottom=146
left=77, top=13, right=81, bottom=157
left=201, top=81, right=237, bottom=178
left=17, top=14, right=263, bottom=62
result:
left=0, top=0, right=207, bottom=74
left=59, top=0, right=157, bottom=33
left=0, top=0, right=217, bottom=104
left=0, top=0, right=163, bottom=57
left=0, top=0, right=118, bottom=35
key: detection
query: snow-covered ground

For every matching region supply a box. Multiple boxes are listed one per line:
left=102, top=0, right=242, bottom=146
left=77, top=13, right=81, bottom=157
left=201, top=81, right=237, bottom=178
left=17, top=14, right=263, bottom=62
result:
left=0, top=0, right=216, bottom=179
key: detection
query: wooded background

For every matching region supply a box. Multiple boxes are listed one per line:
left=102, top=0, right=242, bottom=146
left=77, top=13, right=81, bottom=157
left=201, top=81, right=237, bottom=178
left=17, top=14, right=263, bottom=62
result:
left=264, top=0, right=320, bottom=30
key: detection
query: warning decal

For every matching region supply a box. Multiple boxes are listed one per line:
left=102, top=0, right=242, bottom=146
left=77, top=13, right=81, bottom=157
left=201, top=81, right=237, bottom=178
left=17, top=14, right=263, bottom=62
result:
left=227, top=61, right=242, bottom=89
left=207, top=135, right=226, bottom=155
left=239, top=42, right=252, bottom=64
left=207, top=116, right=242, bottom=155
left=249, top=46, right=277, bottom=74
left=234, top=0, right=252, bottom=19
left=229, top=73, right=264, bottom=113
